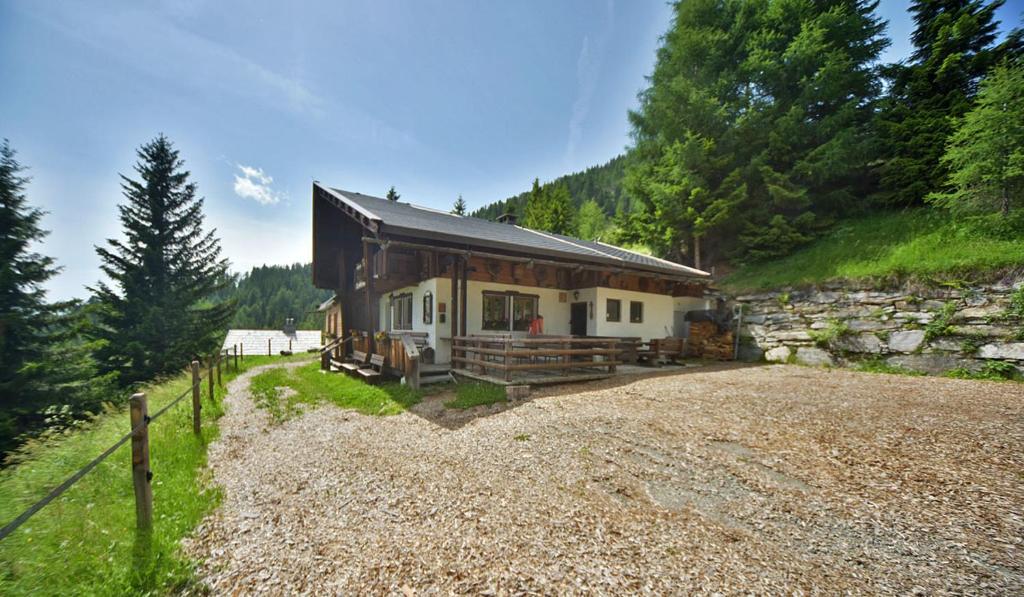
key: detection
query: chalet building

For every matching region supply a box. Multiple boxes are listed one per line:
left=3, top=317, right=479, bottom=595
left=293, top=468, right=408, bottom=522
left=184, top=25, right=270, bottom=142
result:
left=312, top=182, right=713, bottom=386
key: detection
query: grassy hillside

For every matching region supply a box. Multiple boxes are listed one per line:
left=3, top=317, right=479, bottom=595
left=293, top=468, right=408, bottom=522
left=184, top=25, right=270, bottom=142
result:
left=0, top=354, right=311, bottom=596
left=722, top=210, right=1024, bottom=291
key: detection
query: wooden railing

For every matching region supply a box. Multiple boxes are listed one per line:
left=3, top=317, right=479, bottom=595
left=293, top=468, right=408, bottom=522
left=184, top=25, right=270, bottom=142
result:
left=451, top=335, right=621, bottom=381
left=319, top=334, right=353, bottom=370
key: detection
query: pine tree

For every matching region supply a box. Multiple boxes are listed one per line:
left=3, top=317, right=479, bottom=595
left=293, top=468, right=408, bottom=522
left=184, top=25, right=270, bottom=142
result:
left=452, top=194, right=467, bottom=215
left=522, top=178, right=549, bottom=230
left=576, top=199, right=609, bottom=240
left=929, top=61, right=1024, bottom=216
left=625, top=0, right=887, bottom=264
left=91, top=135, right=234, bottom=384
left=386, top=186, right=400, bottom=201
left=546, top=183, right=576, bottom=236
left=0, top=140, right=62, bottom=441
left=877, top=0, right=1022, bottom=205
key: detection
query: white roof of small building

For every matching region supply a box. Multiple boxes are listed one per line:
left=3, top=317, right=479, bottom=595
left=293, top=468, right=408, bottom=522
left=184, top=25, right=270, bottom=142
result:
left=222, top=329, right=321, bottom=355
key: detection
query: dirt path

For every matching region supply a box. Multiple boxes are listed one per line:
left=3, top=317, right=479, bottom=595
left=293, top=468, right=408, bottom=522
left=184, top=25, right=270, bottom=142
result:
left=185, top=362, right=1023, bottom=595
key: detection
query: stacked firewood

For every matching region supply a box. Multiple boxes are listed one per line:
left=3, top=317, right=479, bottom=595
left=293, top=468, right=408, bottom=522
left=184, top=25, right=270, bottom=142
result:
left=688, top=321, right=735, bottom=360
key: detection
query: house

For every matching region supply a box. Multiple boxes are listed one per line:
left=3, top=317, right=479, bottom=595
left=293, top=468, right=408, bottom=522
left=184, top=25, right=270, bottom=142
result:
left=222, top=318, right=322, bottom=355
left=312, top=182, right=712, bottom=385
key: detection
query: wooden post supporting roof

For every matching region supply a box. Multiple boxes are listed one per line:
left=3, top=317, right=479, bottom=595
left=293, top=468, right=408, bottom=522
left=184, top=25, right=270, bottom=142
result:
left=459, top=257, right=468, bottom=337
left=363, top=240, right=375, bottom=353
left=450, top=256, right=459, bottom=364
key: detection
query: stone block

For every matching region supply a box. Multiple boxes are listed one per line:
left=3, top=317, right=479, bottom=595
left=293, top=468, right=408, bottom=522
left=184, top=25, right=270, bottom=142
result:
left=885, top=354, right=974, bottom=375
left=774, top=330, right=813, bottom=342
left=765, top=346, right=791, bottom=363
left=977, top=343, right=1024, bottom=361
left=888, top=330, right=925, bottom=353
left=847, top=319, right=889, bottom=332
left=834, top=333, right=883, bottom=354
left=796, top=347, right=834, bottom=367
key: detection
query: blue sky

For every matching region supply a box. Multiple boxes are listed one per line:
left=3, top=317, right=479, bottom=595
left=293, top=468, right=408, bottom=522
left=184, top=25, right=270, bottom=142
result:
left=2, top=0, right=1021, bottom=300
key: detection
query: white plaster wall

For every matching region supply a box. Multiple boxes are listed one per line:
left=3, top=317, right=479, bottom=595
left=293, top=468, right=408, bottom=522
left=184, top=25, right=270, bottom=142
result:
left=594, top=287, right=675, bottom=341
left=464, top=280, right=571, bottom=338
left=376, top=278, right=677, bottom=362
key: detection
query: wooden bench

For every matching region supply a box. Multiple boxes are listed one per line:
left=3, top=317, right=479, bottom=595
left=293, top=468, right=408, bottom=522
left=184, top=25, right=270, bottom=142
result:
left=337, top=350, right=368, bottom=373
left=357, top=354, right=385, bottom=382
left=638, top=337, right=687, bottom=364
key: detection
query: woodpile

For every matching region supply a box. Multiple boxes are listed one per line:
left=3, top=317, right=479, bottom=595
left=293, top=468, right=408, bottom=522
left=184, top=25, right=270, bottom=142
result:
left=688, top=321, right=735, bottom=360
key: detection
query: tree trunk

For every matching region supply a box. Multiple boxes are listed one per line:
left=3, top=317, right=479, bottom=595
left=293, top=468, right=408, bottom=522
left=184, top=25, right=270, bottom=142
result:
left=1002, top=187, right=1010, bottom=217
left=693, top=236, right=702, bottom=271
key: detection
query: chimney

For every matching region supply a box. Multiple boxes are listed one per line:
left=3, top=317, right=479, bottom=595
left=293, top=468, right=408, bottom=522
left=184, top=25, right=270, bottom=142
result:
left=283, top=317, right=296, bottom=335
left=497, top=212, right=518, bottom=225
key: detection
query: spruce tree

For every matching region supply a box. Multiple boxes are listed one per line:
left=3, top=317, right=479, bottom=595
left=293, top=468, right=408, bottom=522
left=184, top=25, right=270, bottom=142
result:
left=91, top=135, right=234, bottom=384
left=0, top=140, right=62, bottom=440
left=386, top=186, right=400, bottom=201
left=546, top=183, right=576, bottom=236
left=522, top=178, right=549, bottom=231
left=452, top=194, right=467, bottom=215
left=625, top=0, right=887, bottom=264
left=928, top=62, right=1024, bottom=216
left=877, top=0, right=1022, bottom=205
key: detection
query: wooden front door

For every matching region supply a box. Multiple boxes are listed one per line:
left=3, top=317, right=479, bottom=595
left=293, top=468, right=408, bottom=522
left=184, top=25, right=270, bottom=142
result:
left=570, top=302, right=587, bottom=337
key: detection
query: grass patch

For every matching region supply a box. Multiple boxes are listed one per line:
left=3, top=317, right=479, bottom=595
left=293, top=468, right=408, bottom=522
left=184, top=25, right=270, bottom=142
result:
left=0, top=353, right=308, bottom=596
left=250, top=361, right=421, bottom=422
left=808, top=319, right=851, bottom=348
left=944, top=361, right=1022, bottom=382
left=722, top=209, right=1024, bottom=291
left=513, top=433, right=531, bottom=442
left=444, top=382, right=506, bottom=410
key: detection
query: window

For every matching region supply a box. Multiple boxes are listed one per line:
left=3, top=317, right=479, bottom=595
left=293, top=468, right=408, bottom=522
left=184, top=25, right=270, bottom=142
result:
left=482, top=292, right=509, bottom=331
left=482, top=291, right=539, bottom=332
left=606, top=299, right=621, bottom=322
left=391, top=293, right=413, bottom=330
left=629, top=301, right=643, bottom=323
left=512, top=295, right=538, bottom=331
left=422, top=292, right=433, bottom=324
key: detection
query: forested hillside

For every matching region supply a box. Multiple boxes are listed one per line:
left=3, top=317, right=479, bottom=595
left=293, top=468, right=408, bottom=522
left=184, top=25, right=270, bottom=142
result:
left=219, top=263, right=331, bottom=331
left=473, top=0, right=1023, bottom=279
left=471, top=155, right=628, bottom=221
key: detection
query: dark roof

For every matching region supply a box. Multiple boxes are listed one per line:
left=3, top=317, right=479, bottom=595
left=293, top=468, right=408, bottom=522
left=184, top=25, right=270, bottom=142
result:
left=319, top=184, right=709, bottom=279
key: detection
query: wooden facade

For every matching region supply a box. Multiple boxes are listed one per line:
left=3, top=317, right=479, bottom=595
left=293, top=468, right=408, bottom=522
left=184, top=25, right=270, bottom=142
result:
left=312, top=182, right=713, bottom=384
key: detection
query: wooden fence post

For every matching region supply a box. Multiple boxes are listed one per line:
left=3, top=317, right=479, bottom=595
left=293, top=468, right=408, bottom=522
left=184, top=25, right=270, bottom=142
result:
left=240, top=343, right=244, bottom=361
left=268, top=338, right=272, bottom=356
left=504, top=338, right=513, bottom=382
left=129, top=392, right=153, bottom=531
left=289, top=338, right=293, bottom=352
left=216, top=352, right=222, bottom=386
left=234, top=344, right=239, bottom=370
left=207, top=357, right=214, bottom=401
left=191, top=360, right=201, bottom=434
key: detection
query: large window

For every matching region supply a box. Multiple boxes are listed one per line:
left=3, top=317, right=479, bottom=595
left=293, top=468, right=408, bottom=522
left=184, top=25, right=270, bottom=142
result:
left=512, top=295, right=538, bottom=331
left=391, top=293, right=413, bottom=330
left=606, top=299, right=621, bottom=322
left=629, top=301, right=644, bottom=323
left=482, top=292, right=538, bottom=332
left=482, top=293, right=510, bottom=331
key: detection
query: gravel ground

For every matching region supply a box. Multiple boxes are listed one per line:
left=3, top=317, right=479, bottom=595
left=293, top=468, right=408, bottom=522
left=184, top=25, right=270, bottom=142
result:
left=184, top=361, right=1023, bottom=595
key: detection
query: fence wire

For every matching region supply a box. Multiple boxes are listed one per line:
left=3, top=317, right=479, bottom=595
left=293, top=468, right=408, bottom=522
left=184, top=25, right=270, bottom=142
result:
left=0, top=353, right=229, bottom=542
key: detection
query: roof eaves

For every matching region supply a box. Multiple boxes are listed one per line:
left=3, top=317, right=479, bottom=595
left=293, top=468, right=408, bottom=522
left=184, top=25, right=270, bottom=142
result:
left=319, top=184, right=383, bottom=223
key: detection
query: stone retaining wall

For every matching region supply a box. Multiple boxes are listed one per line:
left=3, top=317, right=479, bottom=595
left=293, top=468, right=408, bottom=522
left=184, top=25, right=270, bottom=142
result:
left=733, top=280, right=1024, bottom=376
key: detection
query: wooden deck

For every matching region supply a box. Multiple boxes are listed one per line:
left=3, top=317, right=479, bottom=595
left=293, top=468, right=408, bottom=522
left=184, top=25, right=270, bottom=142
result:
left=451, top=364, right=679, bottom=387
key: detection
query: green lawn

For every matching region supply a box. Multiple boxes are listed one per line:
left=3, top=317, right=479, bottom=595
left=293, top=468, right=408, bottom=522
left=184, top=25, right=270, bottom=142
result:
left=249, top=361, right=422, bottom=422
left=722, top=209, right=1024, bottom=291
left=444, top=382, right=507, bottom=410
left=0, top=354, right=311, bottom=596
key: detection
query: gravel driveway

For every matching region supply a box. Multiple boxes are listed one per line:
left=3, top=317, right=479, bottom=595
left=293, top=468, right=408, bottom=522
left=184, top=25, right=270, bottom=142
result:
left=185, top=361, right=1023, bottom=595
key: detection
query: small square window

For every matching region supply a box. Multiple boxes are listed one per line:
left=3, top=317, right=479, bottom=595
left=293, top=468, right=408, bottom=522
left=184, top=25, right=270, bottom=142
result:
left=629, top=301, right=643, bottom=323
left=606, top=299, right=621, bottom=322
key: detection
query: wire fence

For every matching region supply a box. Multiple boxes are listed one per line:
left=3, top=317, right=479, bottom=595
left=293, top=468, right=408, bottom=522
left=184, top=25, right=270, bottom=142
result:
left=0, top=345, right=244, bottom=542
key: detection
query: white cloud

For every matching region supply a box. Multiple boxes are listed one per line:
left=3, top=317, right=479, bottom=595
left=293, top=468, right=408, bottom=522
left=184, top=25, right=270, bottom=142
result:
left=233, top=164, right=282, bottom=205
